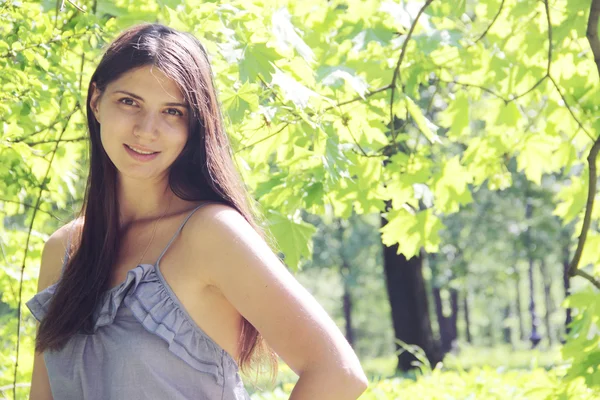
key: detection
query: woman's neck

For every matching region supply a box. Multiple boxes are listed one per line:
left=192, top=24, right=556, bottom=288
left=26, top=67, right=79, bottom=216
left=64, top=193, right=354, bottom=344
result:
left=116, top=175, right=173, bottom=227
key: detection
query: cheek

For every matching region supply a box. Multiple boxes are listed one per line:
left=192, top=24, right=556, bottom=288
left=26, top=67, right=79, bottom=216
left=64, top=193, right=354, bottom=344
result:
left=171, top=131, right=190, bottom=155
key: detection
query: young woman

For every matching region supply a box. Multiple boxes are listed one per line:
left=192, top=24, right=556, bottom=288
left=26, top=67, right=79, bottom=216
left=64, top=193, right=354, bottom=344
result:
left=26, top=23, right=368, bottom=400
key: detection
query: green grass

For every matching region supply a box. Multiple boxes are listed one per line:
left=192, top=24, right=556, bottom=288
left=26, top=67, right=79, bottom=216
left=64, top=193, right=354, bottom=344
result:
left=248, top=366, right=598, bottom=400
left=246, top=345, right=599, bottom=399
left=362, top=344, right=563, bottom=380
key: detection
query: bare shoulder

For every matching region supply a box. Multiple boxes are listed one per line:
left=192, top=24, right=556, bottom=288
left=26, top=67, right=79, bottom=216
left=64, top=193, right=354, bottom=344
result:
left=36, top=218, right=83, bottom=292
left=181, top=201, right=258, bottom=245
left=181, top=201, right=367, bottom=382
left=180, top=202, right=272, bottom=280
left=183, top=201, right=257, bottom=238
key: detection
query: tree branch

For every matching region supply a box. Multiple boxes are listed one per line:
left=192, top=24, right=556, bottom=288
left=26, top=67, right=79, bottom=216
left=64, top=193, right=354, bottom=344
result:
left=574, top=269, right=600, bottom=290
left=11, top=105, right=78, bottom=143
left=567, top=0, right=600, bottom=289
left=548, top=75, right=595, bottom=141
left=11, top=110, right=73, bottom=398
left=588, top=0, right=600, bottom=78
left=344, top=123, right=368, bottom=157
left=390, top=0, right=434, bottom=144
left=11, top=33, right=85, bottom=395
left=0, top=31, right=89, bottom=59
left=325, top=84, right=392, bottom=112
left=0, top=199, right=61, bottom=220
left=473, top=0, right=505, bottom=45
left=567, top=136, right=600, bottom=280
left=441, top=79, right=507, bottom=102
left=66, top=0, right=86, bottom=12
left=235, top=121, right=292, bottom=153
left=24, top=136, right=87, bottom=146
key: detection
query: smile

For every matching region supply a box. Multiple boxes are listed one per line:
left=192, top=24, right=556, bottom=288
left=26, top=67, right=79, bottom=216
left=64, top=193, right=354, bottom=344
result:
left=123, top=144, right=160, bottom=162
left=124, top=144, right=158, bottom=155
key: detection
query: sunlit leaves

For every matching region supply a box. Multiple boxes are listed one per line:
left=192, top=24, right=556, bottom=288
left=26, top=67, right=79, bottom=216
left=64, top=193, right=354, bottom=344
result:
left=221, top=81, right=259, bottom=123
left=562, top=289, right=600, bottom=389
left=3, top=0, right=600, bottom=393
left=239, top=42, right=281, bottom=82
left=271, top=68, right=320, bottom=109
left=319, top=66, right=369, bottom=99
left=554, top=174, right=587, bottom=224
left=271, top=7, right=315, bottom=64
left=438, top=91, right=469, bottom=139
left=266, top=209, right=317, bottom=270
left=381, top=208, right=443, bottom=258
left=432, top=156, right=473, bottom=214
left=404, top=94, right=441, bottom=144
left=516, top=134, right=562, bottom=185
left=462, top=136, right=511, bottom=189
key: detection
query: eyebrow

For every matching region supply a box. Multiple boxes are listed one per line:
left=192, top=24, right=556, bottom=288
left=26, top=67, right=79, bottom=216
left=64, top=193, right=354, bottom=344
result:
left=112, top=90, right=189, bottom=108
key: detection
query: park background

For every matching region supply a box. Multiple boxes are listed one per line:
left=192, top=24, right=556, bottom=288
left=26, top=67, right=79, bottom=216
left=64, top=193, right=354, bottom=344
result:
left=1, top=0, right=600, bottom=398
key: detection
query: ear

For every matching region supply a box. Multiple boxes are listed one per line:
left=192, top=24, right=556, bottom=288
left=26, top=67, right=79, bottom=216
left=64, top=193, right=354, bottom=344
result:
left=89, top=82, right=102, bottom=123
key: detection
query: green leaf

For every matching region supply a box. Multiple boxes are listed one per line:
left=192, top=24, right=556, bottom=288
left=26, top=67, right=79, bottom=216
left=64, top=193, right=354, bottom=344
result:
left=271, top=7, right=314, bottom=64
left=221, top=82, right=257, bottom=123
left=516, top=134, right=561, bottom=185
left=266, top=209, right=317, bottom=271
left=380, top=208, right=444, bottom=258
left=271, top=67, right=319, bottom=109
left=432, top=156, right=473, bottom=213
left=496, top=101, right=521, bottom=127
left=438, top=91, right=469, bottom=138
left=239, top=43, right=280, bottom=82
left=404, top=94, right=441, bottom=144
left=554, top=174, right=586, bottom=223
left=322, top=128, right=352, bottom=185
left=163, top=6, right=189, bottom=31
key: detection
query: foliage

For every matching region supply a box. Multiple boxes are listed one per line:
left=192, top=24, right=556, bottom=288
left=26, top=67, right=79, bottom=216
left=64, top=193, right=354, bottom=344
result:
left=1, top=0, right=600, bottom=398
left=249, top=367, right=599, bottom=400
left=562, top=289, right=600, bottom=388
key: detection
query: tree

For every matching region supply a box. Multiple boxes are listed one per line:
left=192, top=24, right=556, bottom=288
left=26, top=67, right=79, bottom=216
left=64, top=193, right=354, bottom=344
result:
left=2, top=0, right=600, bottom=396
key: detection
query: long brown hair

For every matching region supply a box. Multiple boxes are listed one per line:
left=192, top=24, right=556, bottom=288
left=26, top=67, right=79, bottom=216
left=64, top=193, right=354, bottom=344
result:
left=35, top=23, right=278, bottom=383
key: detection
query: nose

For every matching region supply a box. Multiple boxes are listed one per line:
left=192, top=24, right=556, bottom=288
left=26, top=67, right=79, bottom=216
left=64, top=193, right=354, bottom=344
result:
left=133, top=111, right=159, bottom=140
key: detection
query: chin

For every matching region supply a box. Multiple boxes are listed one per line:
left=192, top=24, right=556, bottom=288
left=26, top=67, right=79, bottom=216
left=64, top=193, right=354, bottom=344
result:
left=116, top=166, right=165, bottom=181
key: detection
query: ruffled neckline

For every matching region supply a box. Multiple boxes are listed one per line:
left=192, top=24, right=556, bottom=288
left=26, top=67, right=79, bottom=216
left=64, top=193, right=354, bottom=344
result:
left=106, top=263, right=156, bottom=293
left=93, top=263, right=157, bottom=329
left=26, top=262, right=241, bottom=384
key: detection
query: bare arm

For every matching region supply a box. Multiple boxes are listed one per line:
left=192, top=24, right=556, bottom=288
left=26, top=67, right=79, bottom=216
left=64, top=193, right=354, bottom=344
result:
left=184, top=205, right=368, bottom=400
left=288, top=366, right=368, bottom=400
left=29, top=223, right=76, bottom=400
left=29, top=323, right=53, bottom=400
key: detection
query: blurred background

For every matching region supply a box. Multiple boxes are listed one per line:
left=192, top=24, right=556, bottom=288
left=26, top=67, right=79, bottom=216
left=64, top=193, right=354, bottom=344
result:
left=1, top=0, right=599, bottom=399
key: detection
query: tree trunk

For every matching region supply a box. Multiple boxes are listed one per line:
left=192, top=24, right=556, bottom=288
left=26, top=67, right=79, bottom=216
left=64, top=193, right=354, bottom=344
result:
left=515, top=267, right=525, bottom=341
left=562, top=240, right=572, bottom=339
left=433, top=288, right=452, bottom=354
left=462, top=290, right=472, bottom=344
left=525, top=201, right=541, bottom=348
left=502, top=305, right=512, bottom=344
left=434, top=288, right=458, bottom=354
left=540, top=258, right=553, bottom=346
left=448, top=288, right=458, bottom=350
left=489, top=287, right=498, bottom=347
left=341, top=258, right=354, bottom=347
left=381, top=211, right=442, bottom=371
left=527, top=253, right=542, bottom=348
left=336, top=220, right=355, bottom=347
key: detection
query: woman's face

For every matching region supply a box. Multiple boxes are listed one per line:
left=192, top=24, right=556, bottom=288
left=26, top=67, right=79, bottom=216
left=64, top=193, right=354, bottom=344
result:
left=90, top=65, right=190, bottom=182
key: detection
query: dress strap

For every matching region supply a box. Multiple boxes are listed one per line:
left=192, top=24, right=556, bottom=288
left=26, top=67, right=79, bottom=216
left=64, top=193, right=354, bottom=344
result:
left=155, top=202, right=210, bottom=265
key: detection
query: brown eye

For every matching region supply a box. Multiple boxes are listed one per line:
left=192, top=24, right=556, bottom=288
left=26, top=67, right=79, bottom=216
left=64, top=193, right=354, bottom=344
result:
left=166, top=108, right=184, bottom=117
left=119, top=98, right=136, bottom=106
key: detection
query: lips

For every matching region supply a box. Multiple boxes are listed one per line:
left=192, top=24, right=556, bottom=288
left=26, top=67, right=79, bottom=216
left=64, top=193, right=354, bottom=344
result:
left=123, top=144, right=160, bottom=162
left=124, top=143, right=159, bottom=154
